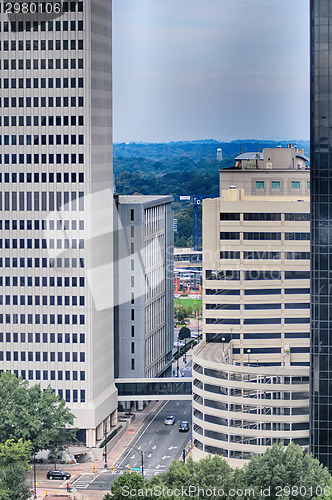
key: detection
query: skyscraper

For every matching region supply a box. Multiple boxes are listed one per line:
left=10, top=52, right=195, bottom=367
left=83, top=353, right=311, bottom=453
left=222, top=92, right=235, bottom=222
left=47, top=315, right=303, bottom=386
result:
left=0, top=0, right=117, bottom=447
left=310, top=0, right=332, bottom=470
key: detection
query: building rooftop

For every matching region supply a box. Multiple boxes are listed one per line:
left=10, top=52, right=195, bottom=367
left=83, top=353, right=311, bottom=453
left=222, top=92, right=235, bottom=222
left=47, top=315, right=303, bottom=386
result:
left=196, top=341, right=223, bottom=364
left=174, top=247, right=203, bottom=255
left=118, top=195, right=173, bottom=205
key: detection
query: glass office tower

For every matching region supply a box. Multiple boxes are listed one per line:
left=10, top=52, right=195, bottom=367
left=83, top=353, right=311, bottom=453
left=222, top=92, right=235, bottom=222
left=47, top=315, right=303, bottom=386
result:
left=310, top=0, right=332, bottom=470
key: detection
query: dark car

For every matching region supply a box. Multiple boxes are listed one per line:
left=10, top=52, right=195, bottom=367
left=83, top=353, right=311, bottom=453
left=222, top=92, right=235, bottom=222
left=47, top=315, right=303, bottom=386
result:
left=179, top=421, right=189, bottom=432
left=47, top=469, right=71, bottom=480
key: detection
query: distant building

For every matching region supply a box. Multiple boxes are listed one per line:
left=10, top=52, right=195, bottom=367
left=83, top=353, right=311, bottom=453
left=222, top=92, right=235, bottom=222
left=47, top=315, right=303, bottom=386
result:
left=217, top=148, right=223, bottom=162
left=192, top=146, right=310, bottom=466
left=114, top=196, right=174, bottom=401
left=174, top=248, right=202, bottom=294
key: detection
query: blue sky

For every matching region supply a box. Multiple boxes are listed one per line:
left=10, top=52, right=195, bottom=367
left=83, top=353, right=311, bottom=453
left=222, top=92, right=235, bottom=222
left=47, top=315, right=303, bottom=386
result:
left=112, top=0, right=309, bottom=143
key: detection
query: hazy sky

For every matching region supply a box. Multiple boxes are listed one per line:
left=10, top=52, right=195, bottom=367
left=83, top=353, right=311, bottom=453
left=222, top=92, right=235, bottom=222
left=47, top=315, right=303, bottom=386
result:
left=112, top=0, right=309, bottom=143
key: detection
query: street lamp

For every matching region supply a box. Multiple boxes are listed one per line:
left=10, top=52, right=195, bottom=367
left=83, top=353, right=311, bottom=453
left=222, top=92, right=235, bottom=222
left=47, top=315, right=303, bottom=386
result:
left=133, top=447, right=144, bottom=476
left=33, top=453, right=37, bottom=499
left=247, top=349, right=251, bottom=365
left=221, top=337, right=226, bottom=352
left=104, top=421, right=108, bottom=469
left=177, top=341, right=180, bottom=377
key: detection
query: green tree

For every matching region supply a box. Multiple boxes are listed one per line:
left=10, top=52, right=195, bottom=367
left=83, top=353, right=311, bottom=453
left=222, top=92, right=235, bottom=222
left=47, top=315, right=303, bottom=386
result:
left=178, top=326, right=191, bottom=340
left=161, top=456, right=234, bottom=500
left=239, top=443, right=331, bottom=500
left=0, top=439, right=32, bottom=500
left=0, top=372, right=75, bottom=453
left=174, top=305, right=192, bottom=325
left=111, top=472, right=149, bottom=500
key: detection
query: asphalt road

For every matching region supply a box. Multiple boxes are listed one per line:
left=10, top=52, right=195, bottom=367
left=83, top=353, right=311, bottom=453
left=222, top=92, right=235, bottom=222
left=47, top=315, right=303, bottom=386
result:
left=83, top=399, right=192, bottom=491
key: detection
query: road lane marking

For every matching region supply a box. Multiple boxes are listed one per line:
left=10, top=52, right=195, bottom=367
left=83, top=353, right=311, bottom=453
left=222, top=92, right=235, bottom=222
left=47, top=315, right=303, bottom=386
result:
left=118, top=401, right=169, bottom=466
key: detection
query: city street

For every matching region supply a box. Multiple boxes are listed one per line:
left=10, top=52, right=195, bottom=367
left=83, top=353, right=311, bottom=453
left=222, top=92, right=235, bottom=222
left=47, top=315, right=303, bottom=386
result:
left=69, top=399, right=192, bottom=492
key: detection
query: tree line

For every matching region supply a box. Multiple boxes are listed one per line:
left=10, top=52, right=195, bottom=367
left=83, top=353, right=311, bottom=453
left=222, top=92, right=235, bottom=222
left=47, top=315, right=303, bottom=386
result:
left=104, top=443, right=331, bottom=500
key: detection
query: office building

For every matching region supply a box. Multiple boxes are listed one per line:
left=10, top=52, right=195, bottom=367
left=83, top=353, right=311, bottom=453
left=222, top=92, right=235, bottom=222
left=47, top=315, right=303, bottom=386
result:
left=310, top=0, right=332, bottom=470
left=114, top=196, right=174, bottom=388
left=0, top=0, right=117, bottom=447
left=193, top=148, right=310, bottom=466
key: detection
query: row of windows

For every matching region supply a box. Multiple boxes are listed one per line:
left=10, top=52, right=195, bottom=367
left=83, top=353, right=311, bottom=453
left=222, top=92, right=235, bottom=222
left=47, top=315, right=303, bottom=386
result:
left=1, top=134, right=84, bottom=146
left=206, top=303, right=310, bottom=310
left=0, top=153, right=85, bottom=164
left=1, top=295, right=85, bottom=306
left=220, top=213, right=310, bottom=221
left=0, top=257, right=84, bottom=269
left=0, top=96, right=84, bottom=108
left=0, top=172, right=84, bottom=183
left=0, top=374, right=85, bottom=403
left=0, top=219, right=84, bottom=231
left=0, top=351, right=85, bottom=380
left=206, top=270, right=310, bottom=280
left=0, top=276, right=85, bottom=287
left=206, top=288, right=310, bottom=295
left=8, top=75, right=85, bottom=94
left=220, top=232, right=310, bottom=240
left=206, top=318, right=310, bottom=324
left=0, top=314, right=85, bottom=325
left=0, top=364, right=85, bottom=382
left=0, top=353, right=85, bottom=365
left=2, top=31, right=84, bottom=48
left=1, top=238, right=84, bottom=249
left=0, top=332, right=85, bottom=344
left=255, top=180, right=309, bottom=190
left=220, top=251, right=310, bottom=260
left=0, top=191, right=85, bottom=211
left=0, top=115, right=84, bottom=127
left=1, top=54, right=84, bottom=70
left=0, top=19, right=84, bottom=32
left=1, top=76, right=84, bottom=89
left=0, top=1, right=83, bottom=15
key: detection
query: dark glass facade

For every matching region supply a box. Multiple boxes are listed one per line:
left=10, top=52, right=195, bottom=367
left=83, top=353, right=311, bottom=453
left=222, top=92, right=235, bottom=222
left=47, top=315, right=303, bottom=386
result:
left=310, top=0, right=332, bottom=470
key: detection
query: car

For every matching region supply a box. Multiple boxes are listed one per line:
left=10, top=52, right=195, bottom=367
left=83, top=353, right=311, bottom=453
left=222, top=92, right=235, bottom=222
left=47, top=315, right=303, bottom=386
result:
left=174, top=341, right=185, bottom=347
left=164, top=415, right=176, bottom=425
left=179, top=421, right=190, bottom=432
left=47, top=469, right=71, bottom=480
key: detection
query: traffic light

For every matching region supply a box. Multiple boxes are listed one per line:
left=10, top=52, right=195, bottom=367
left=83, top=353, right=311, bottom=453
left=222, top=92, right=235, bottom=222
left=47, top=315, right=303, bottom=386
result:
left=182, top=449, right=186, bottom=463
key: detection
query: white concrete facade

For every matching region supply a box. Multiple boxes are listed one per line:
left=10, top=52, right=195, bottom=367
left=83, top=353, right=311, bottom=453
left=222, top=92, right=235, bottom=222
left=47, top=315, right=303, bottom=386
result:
left=0, top=0, right=117, bottom=446
left=115, top=196, right=174, bottom=380
left=193, top=149, right=310, bottom=464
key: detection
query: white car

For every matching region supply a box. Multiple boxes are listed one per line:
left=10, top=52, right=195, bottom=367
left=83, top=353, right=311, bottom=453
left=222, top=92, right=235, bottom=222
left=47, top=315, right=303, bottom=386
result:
left=174, top=341, right=185, bottom=347
left=164, top=415, right=176, bottom=425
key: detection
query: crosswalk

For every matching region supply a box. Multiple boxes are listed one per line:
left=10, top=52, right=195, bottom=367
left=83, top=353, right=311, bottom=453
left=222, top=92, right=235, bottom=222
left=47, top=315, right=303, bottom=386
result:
left=71, top=473, right=99, bottom=490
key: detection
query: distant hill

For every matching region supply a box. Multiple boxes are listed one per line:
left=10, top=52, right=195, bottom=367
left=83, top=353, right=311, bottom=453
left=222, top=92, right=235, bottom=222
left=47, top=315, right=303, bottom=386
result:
left=114, top=139, right=310, bottom=161
left=113, top=139, right=310, bottom=248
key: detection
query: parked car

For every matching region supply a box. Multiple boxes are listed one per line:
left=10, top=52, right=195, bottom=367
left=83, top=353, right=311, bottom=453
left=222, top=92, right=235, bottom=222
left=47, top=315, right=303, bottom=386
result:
left=47, top=469, right=71, bottom=480
left=179, top=421, right=189, bottom=432
left=174, top=341, right=185, bottom=347
left=164, top=415, right=176, bottom=425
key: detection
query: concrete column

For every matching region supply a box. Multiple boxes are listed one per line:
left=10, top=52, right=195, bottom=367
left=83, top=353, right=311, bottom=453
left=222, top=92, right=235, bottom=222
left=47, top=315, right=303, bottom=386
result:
left=111, top=409, right=118, bottom=427
left=86, top=429, right=96, bottom=448
left=137, top=400, right=144, bottom=411
left=96, top=421, right=103, bottom=441
left=105, top=414, right=111, bottom=432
